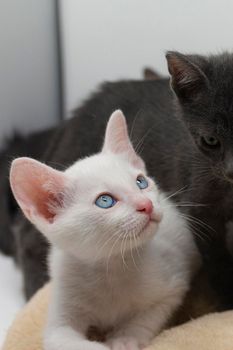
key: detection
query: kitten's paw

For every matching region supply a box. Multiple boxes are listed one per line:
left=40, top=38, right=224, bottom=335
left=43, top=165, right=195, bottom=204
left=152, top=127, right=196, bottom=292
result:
left=44, top=339, right=109, bottom=350
left=107, top=336, right=142, bottom=350
left=81, top=342, right=110, bottom=350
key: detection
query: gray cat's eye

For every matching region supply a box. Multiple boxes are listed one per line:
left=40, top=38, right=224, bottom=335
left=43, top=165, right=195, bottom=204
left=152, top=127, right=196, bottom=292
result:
left=201, top=135, right=220, bottom=148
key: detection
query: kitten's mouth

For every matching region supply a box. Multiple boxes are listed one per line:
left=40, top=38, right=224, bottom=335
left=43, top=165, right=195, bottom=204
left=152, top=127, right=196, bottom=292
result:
left=120, top=211, right=162, bottom=242
left=134, top=218, right=158, bottom=239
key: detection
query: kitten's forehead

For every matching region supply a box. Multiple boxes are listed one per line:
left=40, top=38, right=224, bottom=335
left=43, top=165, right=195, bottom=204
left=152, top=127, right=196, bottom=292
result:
left=66, top=153, right=141, bottom=189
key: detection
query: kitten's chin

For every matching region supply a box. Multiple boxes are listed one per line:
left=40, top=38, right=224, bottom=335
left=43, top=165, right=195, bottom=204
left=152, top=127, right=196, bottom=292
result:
left=133, top=219, right=158, bottom=241
left=142, top=219, right=158, bottom=236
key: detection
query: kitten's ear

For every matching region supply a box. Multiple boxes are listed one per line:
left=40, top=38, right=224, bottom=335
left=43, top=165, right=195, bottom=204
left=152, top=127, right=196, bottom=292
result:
left=10, top=157, right=66, bottom=225
left=102, top=110, right=145, bottom=169
left=166, top=51, right=209, bottom=101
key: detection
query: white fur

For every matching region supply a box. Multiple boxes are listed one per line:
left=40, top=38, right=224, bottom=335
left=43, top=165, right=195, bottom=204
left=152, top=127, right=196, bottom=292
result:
left=45, top=199, right=199, bottom=350
left=43, top=156, right=199, bottom=350
left=10, top=111, right=200, bottom=350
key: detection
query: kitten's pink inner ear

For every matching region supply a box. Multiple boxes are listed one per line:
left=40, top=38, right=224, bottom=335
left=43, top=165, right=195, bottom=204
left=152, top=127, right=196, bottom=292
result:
left=102, top=110, right=145, bottom=169
left=10, top=158, right=65, bottom=223
left=103, top=110, right=130, bottom=153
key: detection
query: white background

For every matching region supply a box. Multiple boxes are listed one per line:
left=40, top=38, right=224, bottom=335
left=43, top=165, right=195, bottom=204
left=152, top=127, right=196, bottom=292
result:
left=60, top=0, right=233, bottom=116
left=0, top=255, right=24, bottom=345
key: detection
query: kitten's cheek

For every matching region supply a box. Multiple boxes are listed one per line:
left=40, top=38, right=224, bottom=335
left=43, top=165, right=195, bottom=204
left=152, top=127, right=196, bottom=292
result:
left=150, top=221, right=159, bottom=232
left=152, top=209, right=163, bottom=223
left=155, top=210, right=163, bottom=223
left=143, top=220, right=159, bottom=238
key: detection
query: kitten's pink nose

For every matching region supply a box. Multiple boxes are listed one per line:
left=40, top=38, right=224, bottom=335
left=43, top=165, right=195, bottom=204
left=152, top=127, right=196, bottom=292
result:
left=136, top=199, right=153, bottom=215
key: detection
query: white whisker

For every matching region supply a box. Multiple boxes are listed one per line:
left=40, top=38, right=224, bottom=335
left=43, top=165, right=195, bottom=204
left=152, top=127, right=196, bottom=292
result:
left=106, top=232, right=124, bottom=276
left=162, top=186, right=189, bottom=202
left=129, top=234, right=139, bottom=271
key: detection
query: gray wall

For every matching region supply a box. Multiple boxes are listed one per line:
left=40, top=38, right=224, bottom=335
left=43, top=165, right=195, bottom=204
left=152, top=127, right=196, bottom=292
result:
left=0, top=0, right=60, bottom=144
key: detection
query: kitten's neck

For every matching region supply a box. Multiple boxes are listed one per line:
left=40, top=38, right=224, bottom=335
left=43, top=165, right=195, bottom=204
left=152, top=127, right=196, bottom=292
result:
left=66, top=243, right=149, bottom=275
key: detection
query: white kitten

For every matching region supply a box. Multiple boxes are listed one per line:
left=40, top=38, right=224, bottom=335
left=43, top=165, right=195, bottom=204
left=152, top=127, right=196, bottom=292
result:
left=10, top=110, right=199, bottom=350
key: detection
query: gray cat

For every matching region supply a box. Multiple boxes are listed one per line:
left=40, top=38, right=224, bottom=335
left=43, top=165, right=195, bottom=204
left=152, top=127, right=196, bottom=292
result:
left=4, top=50, right=233, bottom=309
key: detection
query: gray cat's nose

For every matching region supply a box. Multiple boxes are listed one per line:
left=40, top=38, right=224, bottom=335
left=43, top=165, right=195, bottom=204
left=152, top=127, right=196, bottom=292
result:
left=226, top=170, right=233, bottom=179
left=225, top=162, right=233, bottom=180
left=224, top=154, right=233, bottom=180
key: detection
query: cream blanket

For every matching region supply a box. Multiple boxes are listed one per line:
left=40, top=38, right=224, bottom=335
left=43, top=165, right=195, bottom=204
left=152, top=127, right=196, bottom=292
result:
left=3, top=282, right=233, bottom=350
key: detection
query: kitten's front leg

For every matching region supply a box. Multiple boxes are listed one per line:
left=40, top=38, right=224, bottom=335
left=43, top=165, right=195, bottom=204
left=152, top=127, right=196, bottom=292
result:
left=44, top=325, right=109, bottom=350
left=107, top=301, right=179, bottom=350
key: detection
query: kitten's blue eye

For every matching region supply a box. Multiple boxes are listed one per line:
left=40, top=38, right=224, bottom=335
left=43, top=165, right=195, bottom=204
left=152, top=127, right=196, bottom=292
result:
left=136, top=175, right=148, bottom=189
left=95, top=194, right=117, bottom=209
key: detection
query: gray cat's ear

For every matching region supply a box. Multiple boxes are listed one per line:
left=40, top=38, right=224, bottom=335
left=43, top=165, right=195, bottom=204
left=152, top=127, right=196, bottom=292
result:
left=143, top=67, right=161, bottom=80
left=102, top=110, right=145, bottom=169
left=166, top=51, right=209, bottom=101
